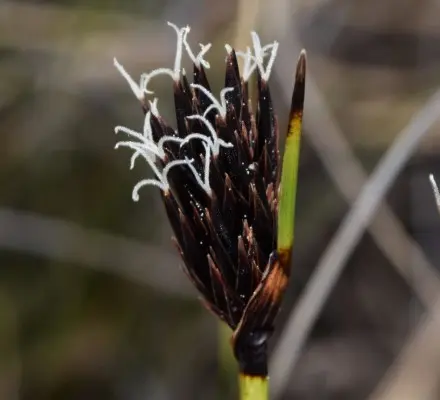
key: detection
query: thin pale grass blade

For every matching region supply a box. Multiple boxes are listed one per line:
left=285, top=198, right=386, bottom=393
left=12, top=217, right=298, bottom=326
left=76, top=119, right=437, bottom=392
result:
left=429, top=174, right=440, bottom=215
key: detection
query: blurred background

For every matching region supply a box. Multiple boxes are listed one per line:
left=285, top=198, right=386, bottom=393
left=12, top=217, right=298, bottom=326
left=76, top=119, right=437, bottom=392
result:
left=2, top=0, right=440, bottom=399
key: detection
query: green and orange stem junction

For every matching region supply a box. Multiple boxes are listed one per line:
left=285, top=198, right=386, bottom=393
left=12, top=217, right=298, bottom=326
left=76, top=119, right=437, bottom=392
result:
left=237, top=50, right=306, bottom=400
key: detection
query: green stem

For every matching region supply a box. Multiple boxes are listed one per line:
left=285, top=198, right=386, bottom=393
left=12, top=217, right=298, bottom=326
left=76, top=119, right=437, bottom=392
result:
left=239, top=373, right=268, bottom=400
left=218, top=322, right=237, bottom=398
left=277, top=50, right=306, bottom=253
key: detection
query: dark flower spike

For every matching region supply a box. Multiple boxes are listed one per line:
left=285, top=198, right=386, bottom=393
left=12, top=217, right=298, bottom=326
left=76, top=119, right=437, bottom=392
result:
left=113, top=22, right=305, bottom=400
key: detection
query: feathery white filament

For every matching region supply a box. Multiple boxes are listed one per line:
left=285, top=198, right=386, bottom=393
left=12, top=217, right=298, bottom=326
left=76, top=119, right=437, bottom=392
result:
left=429, top=174, right=440, bottom=213
left=243, top=47, right=253, bottom=81
left=186, top=114, right=219, bottom=143
left=128, top=144, right=151, bottom=170
left=167, top=23, right=211, bottom=69
left=128, top=110, right=157, bottom=165
left=114, top=22, right=280, bottom=201
left=202, top=142, right=212, bottom=192
left=115, top=100, right=231, bottom=197
left=142, top=111, right=154, bottom=141
left=126, top=142, right=167, bottom=197
left=184, top=144, right=212, bottom=195
left=113, top=58, right=144, bottom=101
left=116, top=113, right=222, bottom=197
left=115, top=125, right=148, bottom=145
left=133, top=179, right=168, bottom=198
left=132, top=158, right=196, bottom=201
left=167, top=22, right=186, bottom=79
left=194, top=43, right=212, bottom=67
left=157, top=136, right=186, bottom=156
left=226, top=31, right=279, bottom=81
left=190, top=84, right=234, bottom=118
left=179, top=24, right=212, bottom=68
left=139, top=68, right=176, bottom=95
left=115, top=112, right=159, bottom=163
left=149, top=98, right=160, bottom=117
left=115, top=23, right=212, bottom=98
left=179, top=133, right=232, bottom=157
left=116, top=120, right=187, bottom=163
left=115, top=140, right=162, bottom=161
left=136, top=23, right=212, bottom=95
left=251, top=31, right=264, bottom=70
left=261, top=42, right=279, bottom=81
left=185, top=114, right=234, bottom=155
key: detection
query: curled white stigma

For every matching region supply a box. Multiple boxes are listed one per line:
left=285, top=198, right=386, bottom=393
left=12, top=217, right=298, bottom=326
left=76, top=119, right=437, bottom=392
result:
left=148, top=98, right=160, bottom=117
left=226, top=31, right=279, bottom=81
left=132, top=158, right=196, bottom=200
left=113, top=58, right=144, bottom=101
left=115, top=113, right=185, bottom=163
left=115, top=90, right=234, bottom=199
left=114, top=22, right=282, bottom=201
left=114, top=22, right=212, bottom=99
left=183, top=114, right=233, bottom=155
left=190, top=85, right=234, bottom=119
left=184, top=143, right=212, bottom=196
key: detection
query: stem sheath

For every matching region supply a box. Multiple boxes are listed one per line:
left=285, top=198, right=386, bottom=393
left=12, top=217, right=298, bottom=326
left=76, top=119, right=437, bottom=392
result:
left=277, top=50, right=306, bottom=253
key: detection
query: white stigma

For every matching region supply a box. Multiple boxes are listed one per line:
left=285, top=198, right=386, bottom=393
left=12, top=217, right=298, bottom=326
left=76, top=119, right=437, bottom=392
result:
left=114, top=22, right=212, bottom=98
left=113, top=22, right=279, bottom=201
left=148, top=98, right=160, bottom=117
left=184, top=114, right=233, bottom=155
left=132, top=158, right=196, bottom=200
left=113, top=58, right=144, bottom=101
left=190, top=85, right=234, bottom=119
left=226, top=31, right=279, bottom=81
left=184, top=143, right=212, bottom=196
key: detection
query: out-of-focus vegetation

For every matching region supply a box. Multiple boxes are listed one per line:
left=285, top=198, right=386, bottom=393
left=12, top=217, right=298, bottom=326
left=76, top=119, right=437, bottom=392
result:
left=2, top=0, right=440, bottom=399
